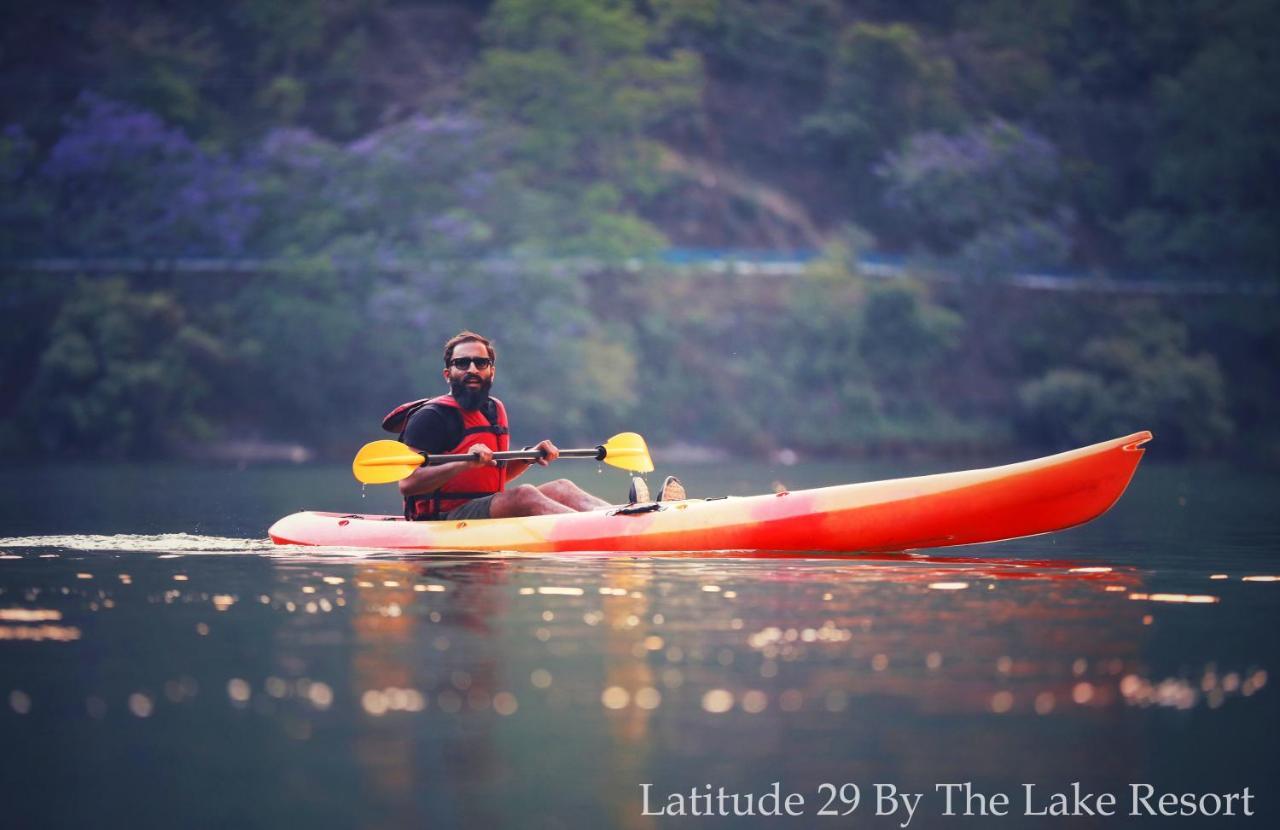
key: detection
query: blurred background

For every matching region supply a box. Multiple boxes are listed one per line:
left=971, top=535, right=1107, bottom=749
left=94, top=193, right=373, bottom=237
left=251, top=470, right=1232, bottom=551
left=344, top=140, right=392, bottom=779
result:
left=2, top=0, right=1276, bottom=465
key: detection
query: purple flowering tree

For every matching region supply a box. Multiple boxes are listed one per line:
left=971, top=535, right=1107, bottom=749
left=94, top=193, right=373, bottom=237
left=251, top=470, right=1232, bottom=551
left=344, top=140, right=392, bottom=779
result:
left=37, top=93, right=258, bottom=257
left=6, top=92, right=651, bottom=452
left=245, top=113, right=535, bottom=261
left=877, top=119, right=1074, bottom=275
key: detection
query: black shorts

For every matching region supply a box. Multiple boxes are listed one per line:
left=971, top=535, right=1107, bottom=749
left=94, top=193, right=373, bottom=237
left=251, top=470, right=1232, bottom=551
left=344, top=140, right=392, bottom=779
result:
left=444, top=494, right=495, bottom=521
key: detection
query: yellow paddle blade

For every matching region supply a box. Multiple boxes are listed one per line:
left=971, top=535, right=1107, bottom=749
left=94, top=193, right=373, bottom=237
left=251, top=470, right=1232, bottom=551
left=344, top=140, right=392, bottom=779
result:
left=353, top=439, right=425, bottom=484
left=601, top=432, right=654, bottom=473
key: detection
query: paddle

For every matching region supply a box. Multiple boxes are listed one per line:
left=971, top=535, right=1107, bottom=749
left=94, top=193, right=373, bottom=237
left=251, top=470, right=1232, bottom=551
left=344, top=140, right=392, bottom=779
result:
left=352, top=432, right=654, bottom=484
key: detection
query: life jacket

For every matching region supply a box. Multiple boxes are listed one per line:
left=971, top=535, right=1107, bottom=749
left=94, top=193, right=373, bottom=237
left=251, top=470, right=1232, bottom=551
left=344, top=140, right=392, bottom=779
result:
left=382, top=395, right=509, bottom=520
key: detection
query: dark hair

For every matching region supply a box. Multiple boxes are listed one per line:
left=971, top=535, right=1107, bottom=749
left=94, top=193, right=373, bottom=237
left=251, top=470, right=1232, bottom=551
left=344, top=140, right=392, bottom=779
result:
left=443, top=330, right=496, bottom=366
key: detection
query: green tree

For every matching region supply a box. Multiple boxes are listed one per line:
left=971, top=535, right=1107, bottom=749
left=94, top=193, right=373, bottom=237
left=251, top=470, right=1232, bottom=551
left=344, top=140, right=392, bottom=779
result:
left=805, top=21, right=962, bottom=225
left=1018, top=309, right=1232, bottom=453
left=1120, top=0, right=1280, bottom=276
left=18, top=278, right=226, bottom=456
left=0, top=0, right=384, bottom=148
left=858, top=281, right=963, bottom=413
left=467, top=0, right=701, bottom=253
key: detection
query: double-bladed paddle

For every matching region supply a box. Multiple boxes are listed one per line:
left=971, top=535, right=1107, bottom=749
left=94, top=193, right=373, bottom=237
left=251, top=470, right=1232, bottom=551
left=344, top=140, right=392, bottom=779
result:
left=352, top=432, right=654, bottom=484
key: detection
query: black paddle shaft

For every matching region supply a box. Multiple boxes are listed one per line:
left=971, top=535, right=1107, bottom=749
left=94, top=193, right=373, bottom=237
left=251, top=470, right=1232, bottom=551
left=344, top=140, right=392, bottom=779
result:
left=423, top=446, right=604, bottom=466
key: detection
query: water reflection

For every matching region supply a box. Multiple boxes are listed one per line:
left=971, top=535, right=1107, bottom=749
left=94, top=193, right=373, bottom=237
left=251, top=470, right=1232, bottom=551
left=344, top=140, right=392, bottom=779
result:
left=264, top=552, right=1255, bottom=826
left=0, top=544, right=1273, bottom=828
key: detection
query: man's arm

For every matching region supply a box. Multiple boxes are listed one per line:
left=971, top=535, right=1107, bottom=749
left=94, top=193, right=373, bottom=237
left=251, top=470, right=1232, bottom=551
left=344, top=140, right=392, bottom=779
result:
left=399, top=444, right=495, bottom=496
left=398, top=405, right=485, bottom=497
left=504, top=439, right=560, bottom=482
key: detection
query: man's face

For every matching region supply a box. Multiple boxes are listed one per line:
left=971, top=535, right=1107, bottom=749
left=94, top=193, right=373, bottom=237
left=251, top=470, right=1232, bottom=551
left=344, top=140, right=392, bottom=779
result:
left=444, top=340, right=494, bottom=410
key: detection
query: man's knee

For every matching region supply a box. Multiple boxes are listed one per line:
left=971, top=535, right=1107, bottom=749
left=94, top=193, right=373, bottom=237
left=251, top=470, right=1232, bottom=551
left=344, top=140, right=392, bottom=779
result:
left=509, top=483, right=543, bottom=505
left=540, top=478, right=578, bottom=495
left=490, top=484, right=545, bottom=518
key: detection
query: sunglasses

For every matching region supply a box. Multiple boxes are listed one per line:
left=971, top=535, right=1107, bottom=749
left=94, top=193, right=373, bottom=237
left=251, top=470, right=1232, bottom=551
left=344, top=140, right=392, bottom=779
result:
left=447, top=357, right=493, bottom=370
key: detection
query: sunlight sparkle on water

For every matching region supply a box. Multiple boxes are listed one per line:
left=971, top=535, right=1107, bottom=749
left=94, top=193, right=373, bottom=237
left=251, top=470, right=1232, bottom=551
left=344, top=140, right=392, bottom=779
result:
left=493, top=691, right=518, bottom=715
left=634, top=687, right=662, bottom=710
left=360, top=687, right=425, bottom=716
left=0, top=624, right=81, bottom=641
left=128, top=693, right=154, bottom=718
left=702, top=689, right=734, bottom=713
left=537, top=586, right=584, bottom=596
left=227, top=678, right=251, bottom=705
left=0, top=609, right=61, bottom=621
left=741, top=690, right=767, bottom=713
left=1130, top=592, right=1219, bottom=604
left=9, top=690, right=31, bottom=714
left=779, top=689, right=804, bottom=711
left=601, top=686, right=629, bottom=709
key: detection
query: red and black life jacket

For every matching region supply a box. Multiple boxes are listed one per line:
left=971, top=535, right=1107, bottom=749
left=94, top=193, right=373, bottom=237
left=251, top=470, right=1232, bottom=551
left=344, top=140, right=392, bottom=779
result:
left=382, top=395, right=509, bottom=520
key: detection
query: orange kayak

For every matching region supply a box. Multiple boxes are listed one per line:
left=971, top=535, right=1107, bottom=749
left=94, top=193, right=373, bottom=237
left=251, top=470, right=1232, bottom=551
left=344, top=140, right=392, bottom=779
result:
left=268, top=431, right=1151, bottom=553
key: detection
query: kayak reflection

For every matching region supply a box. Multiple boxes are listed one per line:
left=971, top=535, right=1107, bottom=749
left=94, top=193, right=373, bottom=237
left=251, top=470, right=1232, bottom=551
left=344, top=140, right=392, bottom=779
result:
left=255, top=553, right=1176, bottom=828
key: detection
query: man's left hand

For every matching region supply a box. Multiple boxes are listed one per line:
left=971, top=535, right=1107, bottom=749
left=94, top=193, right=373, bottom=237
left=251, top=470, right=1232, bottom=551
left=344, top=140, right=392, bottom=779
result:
left=533, top=439, right=559, bottom=466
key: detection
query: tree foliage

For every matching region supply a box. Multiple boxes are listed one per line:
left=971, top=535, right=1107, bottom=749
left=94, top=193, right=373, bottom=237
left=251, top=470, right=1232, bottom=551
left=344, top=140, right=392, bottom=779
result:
left=1018, top=311, right=1232, bottom=454
left=877, top=119, right=1073, bottom=274
left=0, top=0, right=1273, bottom=459
left=18, top=279, right=224, bottom=456
left=469, top=0, right=701, bottom=197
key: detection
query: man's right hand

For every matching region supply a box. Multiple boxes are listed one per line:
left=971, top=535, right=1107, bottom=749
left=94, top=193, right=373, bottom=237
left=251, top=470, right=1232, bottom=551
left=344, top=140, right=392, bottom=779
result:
left=467, top=444, right=496, bottom=467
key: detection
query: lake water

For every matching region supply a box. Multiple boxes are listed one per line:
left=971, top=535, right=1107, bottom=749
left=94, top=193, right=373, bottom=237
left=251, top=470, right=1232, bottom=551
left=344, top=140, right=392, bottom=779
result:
left=1, top=454, right=1277, bottom=828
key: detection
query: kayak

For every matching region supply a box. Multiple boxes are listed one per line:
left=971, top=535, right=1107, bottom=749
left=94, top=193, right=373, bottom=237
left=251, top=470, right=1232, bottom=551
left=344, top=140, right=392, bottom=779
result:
left=270, top=431, right=1151, bottom=553
left=268, top=431, right=1151, bottom=553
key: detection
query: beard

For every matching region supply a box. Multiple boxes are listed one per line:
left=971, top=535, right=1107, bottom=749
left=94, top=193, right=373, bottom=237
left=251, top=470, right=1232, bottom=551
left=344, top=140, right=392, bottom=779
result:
left=450, top=376, right=492, bottom=411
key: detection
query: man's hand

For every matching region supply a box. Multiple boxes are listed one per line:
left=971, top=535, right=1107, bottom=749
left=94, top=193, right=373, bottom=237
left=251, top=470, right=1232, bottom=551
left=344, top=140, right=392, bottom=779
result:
left=467, top=444, right=496, bottom=467
left=533, top=439, right=559, bottom=466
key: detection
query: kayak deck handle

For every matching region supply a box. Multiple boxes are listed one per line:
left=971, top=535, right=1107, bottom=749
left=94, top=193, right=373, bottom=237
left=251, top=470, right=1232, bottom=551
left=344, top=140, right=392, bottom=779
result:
left=1122, top=431, right=1154, bottom=452
left=611, top=503, right=663, bottom=516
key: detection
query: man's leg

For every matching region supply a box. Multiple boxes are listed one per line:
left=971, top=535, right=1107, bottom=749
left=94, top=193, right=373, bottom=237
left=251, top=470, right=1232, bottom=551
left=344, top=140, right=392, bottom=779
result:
left=537, top=479, right=611, bottom=511
left=487, top=484, right=576, bottom=518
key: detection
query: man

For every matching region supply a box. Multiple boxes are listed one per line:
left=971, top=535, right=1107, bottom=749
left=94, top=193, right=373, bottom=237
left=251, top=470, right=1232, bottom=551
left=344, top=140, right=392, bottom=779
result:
left=388, top=331, right=612, bottom=521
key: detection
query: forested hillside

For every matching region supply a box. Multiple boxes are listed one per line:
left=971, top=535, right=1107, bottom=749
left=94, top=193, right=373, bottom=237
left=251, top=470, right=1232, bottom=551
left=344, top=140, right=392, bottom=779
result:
left=2, top=0, right=1276, bottom=460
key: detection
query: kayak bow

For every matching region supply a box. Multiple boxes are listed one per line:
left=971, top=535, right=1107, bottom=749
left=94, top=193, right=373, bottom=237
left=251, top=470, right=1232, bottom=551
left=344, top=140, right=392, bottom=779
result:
left=268, top=431, right=1152, bottom=553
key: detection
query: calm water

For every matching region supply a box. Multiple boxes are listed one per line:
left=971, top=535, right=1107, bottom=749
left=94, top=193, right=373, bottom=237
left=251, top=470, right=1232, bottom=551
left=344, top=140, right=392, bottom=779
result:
left=1, top=455, right=1277, bottom=829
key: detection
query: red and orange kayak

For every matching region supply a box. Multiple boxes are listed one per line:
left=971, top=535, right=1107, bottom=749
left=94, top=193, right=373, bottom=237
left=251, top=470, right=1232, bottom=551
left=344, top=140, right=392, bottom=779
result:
left=268, top=431, right=1151, bottom=553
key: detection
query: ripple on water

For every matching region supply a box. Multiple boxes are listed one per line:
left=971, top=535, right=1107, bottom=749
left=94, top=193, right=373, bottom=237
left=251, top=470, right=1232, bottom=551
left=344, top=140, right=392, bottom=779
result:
left=0, top=534, right=501, bottom=561
left=0, top=533, right=278, bottom=554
